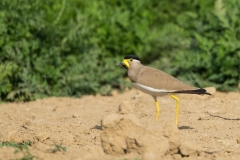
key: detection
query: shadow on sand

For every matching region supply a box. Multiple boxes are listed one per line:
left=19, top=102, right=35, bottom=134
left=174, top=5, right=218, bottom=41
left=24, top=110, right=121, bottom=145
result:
left=178, top=126, right=194, bottom=130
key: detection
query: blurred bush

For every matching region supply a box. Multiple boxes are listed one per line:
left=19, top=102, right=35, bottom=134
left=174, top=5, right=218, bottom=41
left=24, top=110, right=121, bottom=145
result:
left=155, top=0, right=240, bottom=91
left=0, top=0, right=239, bottom=101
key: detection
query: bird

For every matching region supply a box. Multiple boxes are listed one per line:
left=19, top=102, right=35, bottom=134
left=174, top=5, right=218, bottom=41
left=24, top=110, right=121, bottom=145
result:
left=118, top=54, right=211, bottom=125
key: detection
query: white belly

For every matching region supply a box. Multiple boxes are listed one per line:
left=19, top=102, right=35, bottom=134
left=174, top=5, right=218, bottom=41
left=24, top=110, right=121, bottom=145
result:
left=132, top=83, right=175, bottom=97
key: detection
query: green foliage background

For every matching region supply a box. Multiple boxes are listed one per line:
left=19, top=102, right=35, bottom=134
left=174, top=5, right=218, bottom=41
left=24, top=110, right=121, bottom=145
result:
left=0, top=0, right=239, bottom=101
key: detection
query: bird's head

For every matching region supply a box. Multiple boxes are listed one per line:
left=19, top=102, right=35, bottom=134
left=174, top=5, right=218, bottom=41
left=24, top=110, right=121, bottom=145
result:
left=118, top=55, right=141, bottom=69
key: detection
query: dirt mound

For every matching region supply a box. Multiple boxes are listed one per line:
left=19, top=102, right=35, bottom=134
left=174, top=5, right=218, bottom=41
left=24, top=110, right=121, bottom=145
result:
left=101, top=112, right=201, bottom=160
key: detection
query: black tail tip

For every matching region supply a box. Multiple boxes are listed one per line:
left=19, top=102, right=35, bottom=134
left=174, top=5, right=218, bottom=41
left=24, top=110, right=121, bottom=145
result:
left=172, top=88, right=212, bottom=95
left=199, top=88, right=211, bottom=95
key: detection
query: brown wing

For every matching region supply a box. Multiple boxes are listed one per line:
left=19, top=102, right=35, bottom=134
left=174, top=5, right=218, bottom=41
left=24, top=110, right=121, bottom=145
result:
left=136, top=66, right=197, bottom=91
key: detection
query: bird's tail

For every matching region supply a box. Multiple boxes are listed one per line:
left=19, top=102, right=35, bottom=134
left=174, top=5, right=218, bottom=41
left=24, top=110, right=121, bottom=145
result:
left=172, top=88, right=211, bottom=95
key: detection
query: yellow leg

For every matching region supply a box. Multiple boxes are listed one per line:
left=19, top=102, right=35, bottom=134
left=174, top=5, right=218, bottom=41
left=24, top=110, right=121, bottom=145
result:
left=170, top=94, right=180, bottom=125
left=153, top=96, right=160, bottom=121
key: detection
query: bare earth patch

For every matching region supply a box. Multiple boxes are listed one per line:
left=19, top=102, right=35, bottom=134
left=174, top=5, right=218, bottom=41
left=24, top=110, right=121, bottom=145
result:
left=0, top=88, right=240, bottom=160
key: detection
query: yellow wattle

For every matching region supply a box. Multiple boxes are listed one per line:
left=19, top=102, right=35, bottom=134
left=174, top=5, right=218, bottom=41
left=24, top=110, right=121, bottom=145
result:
left=122, top=59, right=130, bottom=68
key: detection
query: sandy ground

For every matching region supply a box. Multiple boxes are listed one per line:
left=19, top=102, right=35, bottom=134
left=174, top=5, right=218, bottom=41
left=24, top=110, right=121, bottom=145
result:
left=0, top=87, right=240, bottom=160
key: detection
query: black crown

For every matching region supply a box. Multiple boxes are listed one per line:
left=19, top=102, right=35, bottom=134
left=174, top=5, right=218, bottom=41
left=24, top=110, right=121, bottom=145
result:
left=124, top=55, right=140, bottom=61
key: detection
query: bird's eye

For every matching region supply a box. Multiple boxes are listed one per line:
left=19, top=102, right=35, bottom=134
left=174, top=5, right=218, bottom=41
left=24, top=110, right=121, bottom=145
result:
left=130, top=58, right=133, bottom=61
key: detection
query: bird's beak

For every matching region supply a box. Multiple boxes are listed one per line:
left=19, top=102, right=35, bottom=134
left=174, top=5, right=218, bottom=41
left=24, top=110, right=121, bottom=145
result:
left=117, top=59, right=130, bottom=69
left=117, top=62, right=123, bottom=66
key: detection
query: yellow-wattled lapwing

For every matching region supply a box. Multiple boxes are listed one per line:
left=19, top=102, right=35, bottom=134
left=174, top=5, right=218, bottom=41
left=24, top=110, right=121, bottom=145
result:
left=118, top=55, right=211, bottom=124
